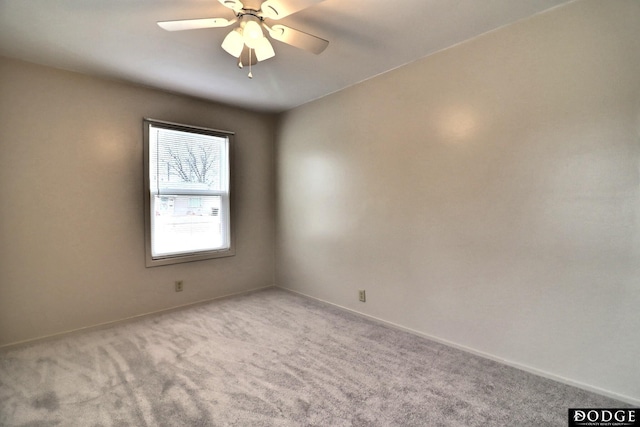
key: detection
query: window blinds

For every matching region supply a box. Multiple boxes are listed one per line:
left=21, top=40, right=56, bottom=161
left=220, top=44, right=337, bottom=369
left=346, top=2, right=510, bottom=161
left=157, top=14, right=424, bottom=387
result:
left=149, top=126, right=228, bottom=197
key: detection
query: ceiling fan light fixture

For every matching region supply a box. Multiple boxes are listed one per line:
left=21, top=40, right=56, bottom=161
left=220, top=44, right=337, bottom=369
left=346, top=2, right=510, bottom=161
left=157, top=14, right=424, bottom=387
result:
left=159, top=0, right=330, bottom=76
left=239, top=46, right=258, bottom=66
left=221, top=28, right=244, bottom=58
left=242, top=17, right=264, bottom=49
left=254, top=37, right=275, bottom=61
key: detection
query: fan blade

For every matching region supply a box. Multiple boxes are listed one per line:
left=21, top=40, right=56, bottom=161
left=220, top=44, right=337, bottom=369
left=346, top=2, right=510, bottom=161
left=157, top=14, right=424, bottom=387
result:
left=260, top=0, right=325, bottom=20
left=158, top=17, right=235, bottom=31
left=266, top=24, right=328, bottom=54
left=218, top=0, right=244, bottom=13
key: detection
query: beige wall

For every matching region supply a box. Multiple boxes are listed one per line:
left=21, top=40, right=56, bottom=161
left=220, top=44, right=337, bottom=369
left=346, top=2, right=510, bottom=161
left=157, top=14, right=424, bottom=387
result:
left=276, top=0, right=640, bottom=403
left=0, top=57, right=276, bottom=346
left=2, top=0, right=639, bottom=406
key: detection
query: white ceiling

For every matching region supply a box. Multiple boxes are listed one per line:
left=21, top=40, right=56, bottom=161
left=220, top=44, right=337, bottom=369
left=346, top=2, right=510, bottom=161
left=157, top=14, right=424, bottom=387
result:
left=0, top=0, right=574, bottom=113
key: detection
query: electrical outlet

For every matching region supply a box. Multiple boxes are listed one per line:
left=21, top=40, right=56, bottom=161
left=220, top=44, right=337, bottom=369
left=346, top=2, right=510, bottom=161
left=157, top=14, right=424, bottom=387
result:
left=359, top=290, right=366, bottom=302
left=175, top=280, right=184, bottom=292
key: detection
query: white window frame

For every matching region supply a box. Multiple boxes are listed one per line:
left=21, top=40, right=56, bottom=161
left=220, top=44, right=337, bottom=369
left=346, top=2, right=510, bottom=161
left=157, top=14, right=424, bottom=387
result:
left=143, top=118, right=235, bottom=267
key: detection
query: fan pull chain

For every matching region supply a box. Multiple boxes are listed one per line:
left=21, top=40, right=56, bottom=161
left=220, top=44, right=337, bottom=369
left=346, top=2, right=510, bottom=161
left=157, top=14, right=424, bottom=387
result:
left=248, top=48, right=253, bottom=79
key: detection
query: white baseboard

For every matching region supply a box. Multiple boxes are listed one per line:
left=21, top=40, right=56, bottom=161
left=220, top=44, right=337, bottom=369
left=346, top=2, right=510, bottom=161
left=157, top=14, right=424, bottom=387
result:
left=0, top=285, right=277, bottom=351
left=277, top=286, right=640, bottom=406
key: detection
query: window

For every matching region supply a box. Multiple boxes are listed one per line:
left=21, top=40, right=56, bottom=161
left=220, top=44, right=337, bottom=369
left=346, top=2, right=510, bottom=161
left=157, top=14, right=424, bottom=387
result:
left=143, top=119, right=234, bottom=266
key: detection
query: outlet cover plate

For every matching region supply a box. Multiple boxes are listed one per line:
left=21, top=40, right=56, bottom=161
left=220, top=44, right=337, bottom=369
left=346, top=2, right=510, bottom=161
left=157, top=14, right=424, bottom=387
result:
left=359, top=290, right=366, bottom=302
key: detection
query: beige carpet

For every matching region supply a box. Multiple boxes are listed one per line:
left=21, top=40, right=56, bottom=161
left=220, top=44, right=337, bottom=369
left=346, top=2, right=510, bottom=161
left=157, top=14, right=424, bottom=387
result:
left=0, top=287, right=628, bottom=426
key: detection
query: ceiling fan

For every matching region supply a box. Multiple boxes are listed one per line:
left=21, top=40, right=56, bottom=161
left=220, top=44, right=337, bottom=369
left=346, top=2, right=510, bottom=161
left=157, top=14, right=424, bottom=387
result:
left=158, top=0, right=329, bottom=78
